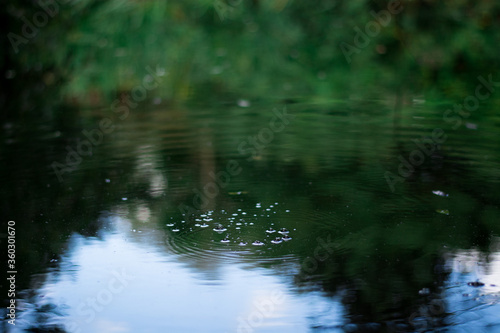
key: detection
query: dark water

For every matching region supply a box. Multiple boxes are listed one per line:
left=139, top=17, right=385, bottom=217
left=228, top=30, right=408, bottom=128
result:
left=2, top=1, right=500, bottom=331
left=2, top=99, right=500, bottom=332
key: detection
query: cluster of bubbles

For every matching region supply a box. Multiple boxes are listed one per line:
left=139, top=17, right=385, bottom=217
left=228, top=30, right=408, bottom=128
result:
left=165, top=202, right=293, bottom=246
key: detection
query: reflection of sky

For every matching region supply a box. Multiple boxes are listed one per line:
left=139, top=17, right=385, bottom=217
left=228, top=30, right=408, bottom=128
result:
left=13, top=213, right=345, bottom=333
left=442, top=243, right=500, bottom=332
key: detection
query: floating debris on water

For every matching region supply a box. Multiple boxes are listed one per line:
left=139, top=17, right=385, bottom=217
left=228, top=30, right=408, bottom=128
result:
left=436, top=209, right=450, bottom=215
left=419, top=288, right=430, bottom=295
left=468, top=281, right=485, bottom=287
left=432, top=190, right=449, bottom=197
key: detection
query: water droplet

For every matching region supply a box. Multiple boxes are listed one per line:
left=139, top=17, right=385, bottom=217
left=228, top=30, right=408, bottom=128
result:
left=271, top=237, right=283, bottom=244
left=213, top=224, right=227, bottom=232
left=278, top=228, right=289, bottom=234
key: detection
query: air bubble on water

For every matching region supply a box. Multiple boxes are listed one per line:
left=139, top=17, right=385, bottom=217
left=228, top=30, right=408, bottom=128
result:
left=232, top=213, right=238, bottom=216
left=194, top=223, right=201, bottom=227
left=172, top=228, right=180, bottom=232
left=166, top=223, right=175, bottom=227
left=122, top=198, right=128, bottom=201
left=249, top=222, right=254, bottom=225
left=266, top=208, right=271, bottom=211
left=278, top=228, right=289, bottom=234
left=271, top=237, right=283, bottom=244
left=266, top=228, right=276, bottom=233
left=242, top=212, right=247, bottom=215
left=132, top=229, right=136, bottom=232
left=252, top=240, right=264, bottom=246
left=239, top=241, right=247, bottom=246
left=200, top=223, right=209, bottom=228
left=214, top=224, right=227, bottom=232
left=283, top=235, right=292, bottom=241
left=105, top=179, right=110, bottom=183
left=285, top=210, right=290, bottom=212
left=238, top=209, right=242, bottom=211
left=221, top=238, right=230, bottom=243
left=235, top=227, right=241, bottom=230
